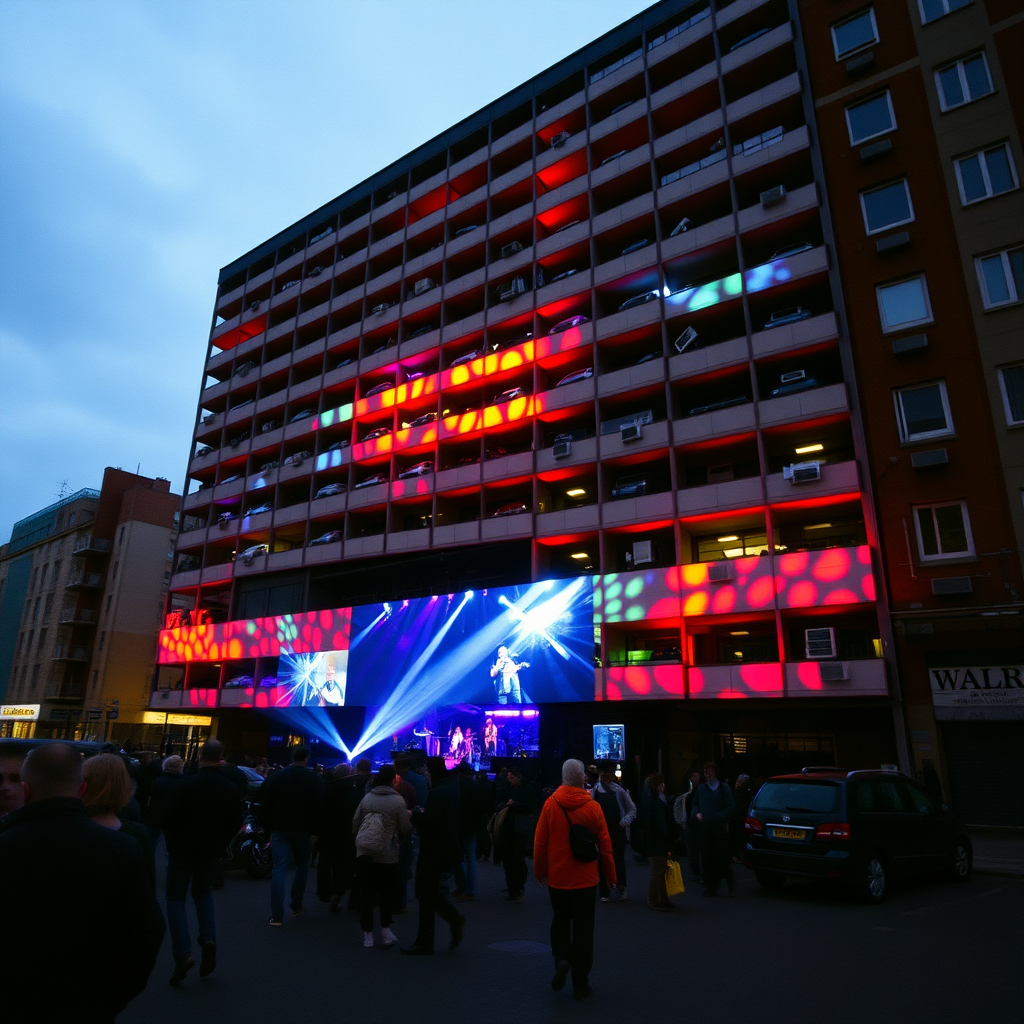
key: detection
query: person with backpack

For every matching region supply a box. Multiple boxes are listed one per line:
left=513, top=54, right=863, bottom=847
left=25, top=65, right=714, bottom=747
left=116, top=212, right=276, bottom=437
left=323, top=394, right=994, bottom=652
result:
left=533, top=759, right=615, bottom=1002
left=352, top=764, right=413, bottom=948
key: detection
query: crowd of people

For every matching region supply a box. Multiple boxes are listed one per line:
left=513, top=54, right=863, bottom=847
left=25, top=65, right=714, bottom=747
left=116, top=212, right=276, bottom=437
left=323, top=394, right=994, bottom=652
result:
left=0, top=737, right=757, bottom=1017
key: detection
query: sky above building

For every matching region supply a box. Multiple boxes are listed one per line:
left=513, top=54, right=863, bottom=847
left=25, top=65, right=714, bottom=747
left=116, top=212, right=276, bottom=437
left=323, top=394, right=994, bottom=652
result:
left=0, top=0, right=649, bottom=541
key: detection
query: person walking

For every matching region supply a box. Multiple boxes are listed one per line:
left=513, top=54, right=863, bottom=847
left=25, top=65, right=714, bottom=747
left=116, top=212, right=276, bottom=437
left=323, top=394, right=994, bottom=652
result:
left=317, top=763, right=350, bottom=910
left=257, top=745, right=323, bottom=926
left=592, top=764, right=635, bottom=902
left=641, top=773, right=676, bottom=911
left=533, top=759, right=615, bottom=1001
left=500, top=766, right=536, bottom=902
left=401, top=766, right=466, bottom=956
left=682, top=769, right=703, bottom=882
left=162, top=739, right=244, bottom=984
left=691, top=761, right=735, bottom=897
left=0, top=741, right=26, bottom=823
left=0, top=742, right=165, bottom=1023
left=452, top=762, right=484, bottom=902
left=82, top=752, right=156, bottom=890
left=731, top=773, right=754, bottom=862
left=143, top=754, right=184, bottom=855
left=352, top=764, right=413, bottom=948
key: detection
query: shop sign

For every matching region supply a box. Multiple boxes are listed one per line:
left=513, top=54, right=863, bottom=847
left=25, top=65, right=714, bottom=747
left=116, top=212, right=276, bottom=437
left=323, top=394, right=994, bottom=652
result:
left=141, top=712, right=213, bottom=727
left=0, top=704, right=41, bottom=721
left=929, top=666, right=1024, bottom=709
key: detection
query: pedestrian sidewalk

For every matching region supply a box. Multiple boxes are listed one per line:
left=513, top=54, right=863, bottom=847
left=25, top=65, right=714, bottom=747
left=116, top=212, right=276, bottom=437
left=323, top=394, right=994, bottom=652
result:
left=969, top=829, right=1024, bottom=877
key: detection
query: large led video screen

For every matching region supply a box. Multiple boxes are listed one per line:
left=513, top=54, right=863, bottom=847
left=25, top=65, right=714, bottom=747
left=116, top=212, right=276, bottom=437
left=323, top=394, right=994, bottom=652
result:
left=276, top=650, right=348, bottom=707
left=361, top=704, right=540, bottom=771
left=347, top=578, right=594, bottom=711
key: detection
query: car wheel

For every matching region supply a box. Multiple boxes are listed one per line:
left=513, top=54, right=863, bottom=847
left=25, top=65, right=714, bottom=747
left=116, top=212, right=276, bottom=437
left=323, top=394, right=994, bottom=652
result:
left=861, top=854, right=887, bottom=904
left=950, top=838, right=972, bottom=883
left=755, top=870, right=786, bottom=890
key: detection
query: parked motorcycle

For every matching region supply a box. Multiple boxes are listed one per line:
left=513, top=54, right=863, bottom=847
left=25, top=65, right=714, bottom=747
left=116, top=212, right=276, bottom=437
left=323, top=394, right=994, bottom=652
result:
left=225, top=810, right=272, bottom=879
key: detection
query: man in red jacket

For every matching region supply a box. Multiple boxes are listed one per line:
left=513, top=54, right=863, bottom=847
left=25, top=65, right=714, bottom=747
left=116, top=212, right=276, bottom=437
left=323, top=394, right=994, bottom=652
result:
left=533, top=758, right=615, bottom=1001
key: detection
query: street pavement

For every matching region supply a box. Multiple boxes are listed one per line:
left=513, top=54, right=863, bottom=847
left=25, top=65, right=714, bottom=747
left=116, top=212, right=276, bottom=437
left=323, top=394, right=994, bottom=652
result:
left=121, top=850, right=1022, bottom=1024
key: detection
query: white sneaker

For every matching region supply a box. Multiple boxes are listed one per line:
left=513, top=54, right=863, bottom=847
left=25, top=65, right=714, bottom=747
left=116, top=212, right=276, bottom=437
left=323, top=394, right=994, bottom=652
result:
left=381, top=927, right=397, bottom=947
left=363, top=932, right=374, bottom=948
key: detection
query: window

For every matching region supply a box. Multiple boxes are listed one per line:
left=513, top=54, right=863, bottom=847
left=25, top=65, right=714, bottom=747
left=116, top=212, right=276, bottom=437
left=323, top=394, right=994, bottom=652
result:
left=32, top=597, right=41, bottom=623
left=919, top=0, right=972, bottom=22
left=832, top=9, right=878, bottom=59
left=976, top=246, right=1024, bottom=308
left=998, top=364, right=1024, bottom=426
left=37, top=628, right=47, bottom=652
left=16, top=632, right=24, bottom=655
left=914, top=501, right=973, bottom=560
left=39, top=565, right=47, bottom=589
left=845, top=90, right=896, bottom=145
left=30, top=665, right=40, bottom=691
left=935, top=52, right=992, bottom=110
left=52, top=559, right=61, bottom=581
left=860, top=179, right=914, bottom=234
left=44, top=593, right=54, bottom=619
left=876, top=275, right=933, bottom=332
left=99, top=631, right=106, bottom=652
left=894, top=382, right=954, bottom=441
left=119, top=525, right=126, bottom=545
left=954, top=144, right=1018, bottom=205
left=903, top=780, right=937, bottom=814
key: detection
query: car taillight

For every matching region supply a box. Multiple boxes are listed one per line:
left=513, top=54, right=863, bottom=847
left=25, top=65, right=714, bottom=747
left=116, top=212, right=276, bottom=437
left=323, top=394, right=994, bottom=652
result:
left=814, top=822, right=852, bottom=841
left=744, top=815, right=763, bottom=835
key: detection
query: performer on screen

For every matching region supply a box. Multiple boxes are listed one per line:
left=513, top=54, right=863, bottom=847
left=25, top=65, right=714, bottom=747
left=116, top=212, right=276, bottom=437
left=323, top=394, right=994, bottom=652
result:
left=490, top=645, right=529, bottom=704
left=484, top=717, right=498, bottom=755
left=317, top=653, right=343, bottom=707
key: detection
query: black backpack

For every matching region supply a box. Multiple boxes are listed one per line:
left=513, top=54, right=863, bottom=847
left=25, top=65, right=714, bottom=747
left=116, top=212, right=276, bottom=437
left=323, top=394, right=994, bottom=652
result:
left=560, top=803, right=599, bottom=863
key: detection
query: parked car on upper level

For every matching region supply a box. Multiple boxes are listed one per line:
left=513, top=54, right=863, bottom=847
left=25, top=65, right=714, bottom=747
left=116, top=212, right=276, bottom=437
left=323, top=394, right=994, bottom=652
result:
left=314, top=483, right=345, bottom=499
left=309, top=530, right=342, bottom=546
left=555, top=367, right=593, bottom=388
left=288, top=409, right=314, bottom=424
left=362, top=426, right=391, bottom=441
left=763, top=306, right=813, bottom=330
left=490, top=387, right=529, bottom=406
left=743, top=767, right=972, bottom=903
left=618, top=290, right=660, bottom=312
left=551, top=315, right=590, bottom=333
left=398, top=461, right=434, bottom=479
left=353, top=472, right=388, bottom=490
left=491, top=502, right=530, bottom=517
left=364, top=381, right=394, bottom=398
left=451, top=349, right=484, bottom=367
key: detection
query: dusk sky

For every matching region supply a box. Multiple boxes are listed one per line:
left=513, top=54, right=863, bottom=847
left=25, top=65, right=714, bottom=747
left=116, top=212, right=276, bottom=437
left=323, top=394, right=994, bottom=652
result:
left=0, top=0, right=649, bottom=541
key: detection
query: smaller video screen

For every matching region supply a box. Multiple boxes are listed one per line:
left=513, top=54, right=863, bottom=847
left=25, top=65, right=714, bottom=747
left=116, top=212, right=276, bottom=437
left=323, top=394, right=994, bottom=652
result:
left=362, top=704, right=540, bottom=772
left=593, top=723, right=625, bottom=762
left=275, top=650, right=348, bottom=706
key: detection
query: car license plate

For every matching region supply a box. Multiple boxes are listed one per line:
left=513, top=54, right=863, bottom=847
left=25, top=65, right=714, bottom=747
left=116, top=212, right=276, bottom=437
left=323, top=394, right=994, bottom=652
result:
left=771, top=826, right=807, bottom=841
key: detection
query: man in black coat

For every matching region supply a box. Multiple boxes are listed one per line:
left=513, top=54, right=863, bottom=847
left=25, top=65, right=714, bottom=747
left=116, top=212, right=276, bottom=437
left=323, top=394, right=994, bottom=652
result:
left=257, top=745, right=323, bottom=926
left=501, top=766, right=536, bottom=903
left=691, top=761, right=736, bottom=897
left=0, top=742, right=165, bottom=1023
left=143, top=754, right=184, bottom=854
left=401, top=768, right=466, bottom=955
left=163, top=740, right=244, bottom=984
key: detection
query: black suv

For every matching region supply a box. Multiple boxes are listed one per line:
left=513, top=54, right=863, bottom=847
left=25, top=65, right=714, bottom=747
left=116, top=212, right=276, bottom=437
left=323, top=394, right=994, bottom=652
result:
left=743, top=768, right=972, bottom=903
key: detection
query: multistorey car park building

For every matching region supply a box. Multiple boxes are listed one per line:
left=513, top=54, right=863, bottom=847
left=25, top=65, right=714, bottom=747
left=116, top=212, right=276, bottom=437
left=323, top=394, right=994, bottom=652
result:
left=0, top=470, right=179, bottom=741
left=160, top=0, right=917, bottom=784
left=798, top=0, right=1023, bottom=826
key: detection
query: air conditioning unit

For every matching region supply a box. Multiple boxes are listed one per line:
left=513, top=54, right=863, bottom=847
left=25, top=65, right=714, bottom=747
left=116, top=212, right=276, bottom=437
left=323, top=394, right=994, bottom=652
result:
left=371, top=302, right=390, bottom=316
left=708, top=563, right=734, bottom=583
left=501, top=241, right=524, bottom=259
left=779, top=369, right=807, bottom=385
left=552, top=440, right=572, bottom=460
left=707, top=463, right=734, bottom=484
left=819, top=661, right=850, bottom=682
left=805, top=627, right=837, bottom=659
left=499, top=276, right=528, bottom=302
left=783, top=461, right=822, bottom=484
left=551, top=130, right=572, bottom=149
left=931, top=576, right=972, bottom=596
left=632, top=540, right=654, bottom=565
left=413, top=278, right=435, bottom=296
left=760, top=184, right=787, bottom=208
left=674, top=326, right=699, bottom=354
left=911, top=449, right=949, bottom=469
left=620, top=422, right=643, bottom=443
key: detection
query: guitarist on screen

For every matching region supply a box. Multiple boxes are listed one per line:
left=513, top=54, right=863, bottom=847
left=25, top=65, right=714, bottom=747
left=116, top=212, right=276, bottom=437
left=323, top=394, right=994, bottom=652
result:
left=490, top=645, right=529, bottom=704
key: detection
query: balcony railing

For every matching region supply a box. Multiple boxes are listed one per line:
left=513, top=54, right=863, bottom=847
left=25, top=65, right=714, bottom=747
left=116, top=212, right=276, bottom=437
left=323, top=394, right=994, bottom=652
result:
left=72, top=534, right=112, bottom=556
left=53, top=646, right=91, bottom=662
left=58, top=607, right=98, bottom=626
left=65, top=572, right=103, bottom=589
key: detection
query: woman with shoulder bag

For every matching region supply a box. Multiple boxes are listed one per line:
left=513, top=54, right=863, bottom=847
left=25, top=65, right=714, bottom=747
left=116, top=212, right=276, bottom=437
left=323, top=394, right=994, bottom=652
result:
left=352, top=765, right=413, bottom=948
